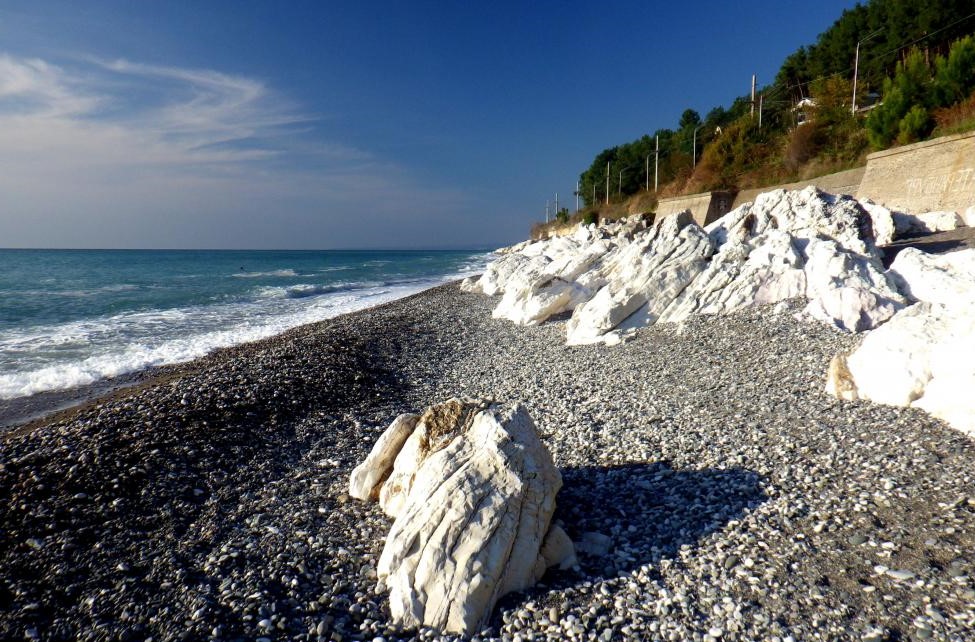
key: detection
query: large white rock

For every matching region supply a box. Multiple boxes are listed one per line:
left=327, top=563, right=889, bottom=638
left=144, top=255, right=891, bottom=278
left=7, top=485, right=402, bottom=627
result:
left=349, top=413, right=419, bottom=501
left=826, top=302, right=975, bottom=434
left=566, top=211, right=715, bottom=344
left=351, top=399, right=574, bottom=635
left=656, top=191, right=903, bottom=331
left=491, top=238, right=617, bottom=326
left=859, top=199, right=897, bottom=246
left=892, top=210, right=963, bottom=237
left=800, top=237, right=905, bottom=332
left=707, top=187, right=879, bottom=255
left=378, top=399, right=490, bottom=518
left=460, top=276, right=483, bottom=294
left=964, top=205, right=975, bottom=227
left=657, top=229, right=806, bottom=323
left=478, top=253, right=533, bottom=296
left=887, top=247, right=975, bottom=306
left=472, top=186, right=924, bottom=345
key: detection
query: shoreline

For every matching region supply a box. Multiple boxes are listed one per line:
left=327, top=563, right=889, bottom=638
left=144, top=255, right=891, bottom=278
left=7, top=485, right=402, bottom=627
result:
left=3, top=282, right=975, bottom=641
left=0, top=371, right=153, bottom=434
left=0, top=277, right=479, bottom=436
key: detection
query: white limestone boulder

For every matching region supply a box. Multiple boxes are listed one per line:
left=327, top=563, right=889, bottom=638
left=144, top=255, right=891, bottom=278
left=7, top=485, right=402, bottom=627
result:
left=964, top=206, right=975, bottom=227
left=478, top=252, right=533, bottom=296
left=349, top=413, right=420, bottom=501
left=491, top=238, right=617, bottom=326
left=471, top=186, right=917, bottom=344
left=657, top=190, right=901, bottom=332
left=887, top=247, right=975, bottom=306
left=859, top=200, right=897, bottom=246
left=378, top=398, right=490, bottom=518
left=892, top=210, right=963, bottom=237
left=707, top=187, right=879, bottom=255
left=800, top=237, right=905, bottom=332
left=566, top=211, right=715, bottom=344
left=825, top=302, right=975, bottom=435
left=658, top=229, right=806, bottom=323
left=460, top=276, right=482, bottom=294
left=350, top=399, right=574, bottom=635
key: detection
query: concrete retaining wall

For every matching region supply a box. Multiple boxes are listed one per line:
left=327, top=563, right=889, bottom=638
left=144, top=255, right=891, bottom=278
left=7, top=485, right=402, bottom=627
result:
left=857, top=131, right=975, bottom=213
left=653, top=131, right=973, bottom=225
left=655, top=190, right=736, bottom=227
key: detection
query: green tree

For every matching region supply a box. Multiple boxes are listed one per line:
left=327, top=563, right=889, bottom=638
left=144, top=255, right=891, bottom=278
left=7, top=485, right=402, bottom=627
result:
left=679, top=109, right=702, bottom=130
left=933, top=35, right=975, bottom=107
left=866, top=48, right=933, bottom=148
left=898, top=104, right=932, bottom=143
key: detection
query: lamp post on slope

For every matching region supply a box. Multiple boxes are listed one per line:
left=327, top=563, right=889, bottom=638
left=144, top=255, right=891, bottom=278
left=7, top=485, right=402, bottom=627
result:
left=692, top=124, right=704, bottom=168
left=618, top=166, right=637, bottom=198
left=852, top=28, right=883, bottom=115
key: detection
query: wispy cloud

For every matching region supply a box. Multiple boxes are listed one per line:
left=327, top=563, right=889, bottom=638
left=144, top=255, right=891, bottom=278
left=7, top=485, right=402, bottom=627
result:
left=0, top=53, right=316, bottom=167
left=0, top=53, right=470, bottom=248
left=0, top=55, right=101, bottom=117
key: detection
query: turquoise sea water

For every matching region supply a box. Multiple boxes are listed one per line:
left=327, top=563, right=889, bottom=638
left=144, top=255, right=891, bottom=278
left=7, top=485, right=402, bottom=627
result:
left=0, top=249, right=490, bottom=399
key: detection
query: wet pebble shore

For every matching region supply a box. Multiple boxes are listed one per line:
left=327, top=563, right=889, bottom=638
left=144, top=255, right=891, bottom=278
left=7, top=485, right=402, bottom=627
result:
left=2, top=283, right=974, bottom=642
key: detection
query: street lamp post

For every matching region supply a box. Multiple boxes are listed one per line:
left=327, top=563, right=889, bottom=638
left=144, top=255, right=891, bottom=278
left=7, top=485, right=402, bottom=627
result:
left=692, top=124, right=704, bottom=168
left=852, top=28, right=883, bottom=115
left=618, top=166, right=636, bottom=198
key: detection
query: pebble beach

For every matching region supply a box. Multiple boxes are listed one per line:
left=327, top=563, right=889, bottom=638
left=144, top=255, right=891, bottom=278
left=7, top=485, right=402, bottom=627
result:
left=3, top=282, right=975, bottom=642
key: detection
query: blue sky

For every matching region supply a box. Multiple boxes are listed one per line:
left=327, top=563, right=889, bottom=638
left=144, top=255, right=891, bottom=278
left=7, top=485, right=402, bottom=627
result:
left=0, top=0, right=861, bottom=249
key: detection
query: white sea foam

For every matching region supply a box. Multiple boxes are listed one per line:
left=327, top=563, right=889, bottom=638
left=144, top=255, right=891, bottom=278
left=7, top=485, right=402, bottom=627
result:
left=0, top=279, right=444, bottom=400
left=232, top=269, right=299, bottom=278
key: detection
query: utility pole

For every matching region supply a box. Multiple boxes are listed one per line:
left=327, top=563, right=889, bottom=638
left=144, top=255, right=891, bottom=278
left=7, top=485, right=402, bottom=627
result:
left=654, top=135, right=659, bottom=192
left=852, top=28, right=882, bottom=115
left=758, top=93, right=764, bottom=129
left=575, top=180, right=580, bottom=212
left=554, top=192, right=559, bottom=217
left=592, top=183, right=596, bottom=206
left=692, top=124, right=703, bottom=167
left=545, top=200, right=550, bottom=223
left=605, top=161, right=610, bottom=205
left=751, top=74, right=757, bottom=117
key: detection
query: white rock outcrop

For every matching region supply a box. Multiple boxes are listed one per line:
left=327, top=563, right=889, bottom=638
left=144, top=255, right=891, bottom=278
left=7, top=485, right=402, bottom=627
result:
left=892, top=210, right=963, bottom=237
left=350, top=399, right=574, bottom=635
left=469, top=186, right=906, bottom=344
left=859, top=200, right=897, bottom=246
left=887, top=247, right=975, bottom=306
left=964, top=205, right=975, bottom=227
left=825, top=247, right=975, bottom=435
left=567, top=211, right=715, bottom=344
left=349, top=413, right=419, bottom=502
left=826, top=301, right=975, bottom=434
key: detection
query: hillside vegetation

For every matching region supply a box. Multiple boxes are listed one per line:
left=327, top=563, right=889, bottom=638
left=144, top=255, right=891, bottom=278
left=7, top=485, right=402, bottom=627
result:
left=562, top=0, right=975, bottom=234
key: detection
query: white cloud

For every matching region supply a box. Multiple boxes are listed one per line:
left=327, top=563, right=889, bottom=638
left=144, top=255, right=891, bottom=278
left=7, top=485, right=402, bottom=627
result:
left=0, top=53, right=471, bottom=248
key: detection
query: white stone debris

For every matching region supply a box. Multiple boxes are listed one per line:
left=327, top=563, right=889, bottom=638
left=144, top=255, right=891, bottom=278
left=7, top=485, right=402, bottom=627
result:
left=887, top=247, right=975, bottom=306
left=892, top=210, right=963, bottom=237
left=349, top=398, right=574, bottom=635
left=470, top=186, right=906, bottom=344
left=964, top=205, right=975, bottom=227
left=826, top=248, right=975, bottom=435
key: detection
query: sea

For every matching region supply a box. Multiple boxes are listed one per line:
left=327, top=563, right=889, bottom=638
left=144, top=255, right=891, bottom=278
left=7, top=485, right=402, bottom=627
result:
left=0, top=249, right=491, bottom=401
